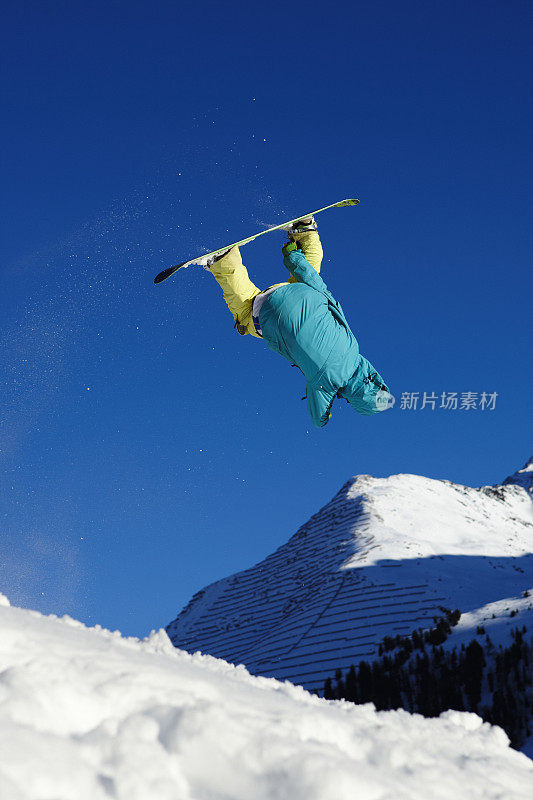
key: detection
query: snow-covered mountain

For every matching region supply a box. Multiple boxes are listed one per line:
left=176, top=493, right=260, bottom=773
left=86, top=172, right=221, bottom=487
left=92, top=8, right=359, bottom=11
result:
left=167, top=457, right=533, bottom=695
left=1, top=594, right=533, bottom=800
left=504, top=457, right=533, bottom=494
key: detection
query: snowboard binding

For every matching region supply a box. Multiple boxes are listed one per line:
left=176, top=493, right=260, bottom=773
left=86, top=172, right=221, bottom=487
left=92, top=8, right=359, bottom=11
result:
left=205, top=248, right=232, bottom=270
left=285, top=216, right=318, bottom=238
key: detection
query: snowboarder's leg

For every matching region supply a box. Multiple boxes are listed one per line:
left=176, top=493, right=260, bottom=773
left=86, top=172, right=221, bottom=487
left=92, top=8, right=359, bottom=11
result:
left=287, top=229, right=323, bottom=283
left=207, top=246, right=262, bottom=337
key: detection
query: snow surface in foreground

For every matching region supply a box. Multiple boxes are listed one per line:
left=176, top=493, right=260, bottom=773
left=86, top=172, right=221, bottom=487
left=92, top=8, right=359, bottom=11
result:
left=0, top=594, right=532, bottom=800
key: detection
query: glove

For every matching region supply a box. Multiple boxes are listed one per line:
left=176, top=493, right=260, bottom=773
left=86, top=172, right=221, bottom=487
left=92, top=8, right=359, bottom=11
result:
left=282, top=240, right=298, bottom=258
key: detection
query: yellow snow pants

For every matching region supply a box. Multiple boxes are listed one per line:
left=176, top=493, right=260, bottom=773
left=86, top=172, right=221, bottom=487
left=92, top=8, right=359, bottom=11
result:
left=208, top=230, right=323, bottom=338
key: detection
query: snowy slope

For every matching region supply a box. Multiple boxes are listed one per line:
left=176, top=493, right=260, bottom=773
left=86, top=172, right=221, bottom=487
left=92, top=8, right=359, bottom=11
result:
left=167, top=457, right=533, bottom=694
left=0, top=594, right=532, bottom=800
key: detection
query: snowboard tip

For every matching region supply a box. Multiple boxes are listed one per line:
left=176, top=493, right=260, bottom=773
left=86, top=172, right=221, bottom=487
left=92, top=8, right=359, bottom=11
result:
left=154, top=262, right=187, bottom=284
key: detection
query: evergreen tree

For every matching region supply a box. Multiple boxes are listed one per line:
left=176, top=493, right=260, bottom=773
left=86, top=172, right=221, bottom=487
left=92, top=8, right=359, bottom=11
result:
left=322, top=625, right=532, bottom=751
left=463, top=640, right=485, bottom=711
left=344, top=665, right=358, bottom=703
left=357, top=661, right=373, bottom=703
left=334, top=668, right=344, bottom=699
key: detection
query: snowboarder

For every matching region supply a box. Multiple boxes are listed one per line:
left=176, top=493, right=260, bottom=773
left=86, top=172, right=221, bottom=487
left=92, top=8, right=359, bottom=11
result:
left=206, top=218, right=392, bottom=427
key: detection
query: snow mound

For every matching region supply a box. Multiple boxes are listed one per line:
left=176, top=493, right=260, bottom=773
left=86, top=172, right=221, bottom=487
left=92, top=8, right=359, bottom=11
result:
left=0, top=598, right=532, bottom=799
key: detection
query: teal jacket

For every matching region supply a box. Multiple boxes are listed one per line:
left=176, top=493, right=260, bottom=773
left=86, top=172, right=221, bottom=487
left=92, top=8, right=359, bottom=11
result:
left=258, top=249, right=390, bottom=427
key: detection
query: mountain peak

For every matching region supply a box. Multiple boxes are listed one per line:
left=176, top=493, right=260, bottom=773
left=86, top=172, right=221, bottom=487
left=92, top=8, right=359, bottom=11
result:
left=502, top=456, right=533, bottom=494
left=167, top=460, right=533, bottom=694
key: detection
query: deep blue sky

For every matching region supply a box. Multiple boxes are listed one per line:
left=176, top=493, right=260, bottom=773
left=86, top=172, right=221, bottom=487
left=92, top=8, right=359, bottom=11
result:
left=1, top=1, right=531, bottom=636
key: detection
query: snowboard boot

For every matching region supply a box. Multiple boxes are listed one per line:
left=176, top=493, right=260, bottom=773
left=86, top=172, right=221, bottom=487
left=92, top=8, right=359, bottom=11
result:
left=285, top=215, right=318, bottom=239
left=204, top=248, right=232, bottom=270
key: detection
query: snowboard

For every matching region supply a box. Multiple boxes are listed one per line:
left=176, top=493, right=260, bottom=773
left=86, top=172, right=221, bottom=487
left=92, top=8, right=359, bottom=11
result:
left=153, top=198, right=359, bottom=284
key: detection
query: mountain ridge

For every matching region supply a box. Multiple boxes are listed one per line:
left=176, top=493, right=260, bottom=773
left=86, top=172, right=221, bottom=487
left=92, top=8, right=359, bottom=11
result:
left=167, top=456, right=533, bottom=694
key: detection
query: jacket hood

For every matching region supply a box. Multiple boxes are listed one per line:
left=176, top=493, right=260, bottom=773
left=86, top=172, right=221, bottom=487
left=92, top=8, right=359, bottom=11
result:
left=338, top=354, right=394, bottom=416
left=305, top=354, right=393, bottom=427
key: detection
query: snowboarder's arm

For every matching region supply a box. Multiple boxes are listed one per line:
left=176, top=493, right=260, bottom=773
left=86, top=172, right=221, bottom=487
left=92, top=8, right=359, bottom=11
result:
left=283, top=248, right=330, bottom=295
